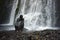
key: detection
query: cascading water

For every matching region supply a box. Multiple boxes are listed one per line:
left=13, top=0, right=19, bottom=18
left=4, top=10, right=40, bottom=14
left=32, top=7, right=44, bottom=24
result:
left=16, top=0, right=58, bottom=31
left=9, top=0, right=18, bottom=25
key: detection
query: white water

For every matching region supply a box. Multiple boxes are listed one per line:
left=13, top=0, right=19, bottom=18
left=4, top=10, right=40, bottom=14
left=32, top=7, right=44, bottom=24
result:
left=16, top=0, right=58, bottom=31
left=9, top=0, right=18, bottom=25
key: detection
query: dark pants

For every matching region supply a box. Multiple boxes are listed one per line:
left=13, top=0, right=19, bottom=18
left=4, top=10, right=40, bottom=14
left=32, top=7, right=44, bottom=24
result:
left=15, top=25, right=24, bottom=31
left=15, top=26, right=18, bottom=31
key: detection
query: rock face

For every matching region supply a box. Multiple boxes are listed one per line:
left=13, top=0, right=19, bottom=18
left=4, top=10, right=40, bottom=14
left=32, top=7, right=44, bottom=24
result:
left=0, top=30, right=60, bottom=40
left=55, top=0, right=60, bottom=27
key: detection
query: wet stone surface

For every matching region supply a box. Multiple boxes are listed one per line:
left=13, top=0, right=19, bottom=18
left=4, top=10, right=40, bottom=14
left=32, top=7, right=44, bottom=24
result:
left=0, top=30, right=60, bottom=40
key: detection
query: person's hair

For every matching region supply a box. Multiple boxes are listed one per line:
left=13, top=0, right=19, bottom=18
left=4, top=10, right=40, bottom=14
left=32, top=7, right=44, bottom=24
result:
left=20, top=15, right=23, bottom=18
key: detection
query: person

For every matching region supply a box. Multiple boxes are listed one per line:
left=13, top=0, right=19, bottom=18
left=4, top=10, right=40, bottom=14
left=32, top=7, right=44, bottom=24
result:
left=15, top=15, right=24, bottom=32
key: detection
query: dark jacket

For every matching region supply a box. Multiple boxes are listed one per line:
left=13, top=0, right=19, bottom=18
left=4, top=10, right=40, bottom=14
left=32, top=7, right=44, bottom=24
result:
left=15, top=17, right=24, bottom=31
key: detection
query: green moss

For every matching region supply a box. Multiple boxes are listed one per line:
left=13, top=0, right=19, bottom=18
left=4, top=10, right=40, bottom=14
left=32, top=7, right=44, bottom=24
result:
left=0, top=0, right=4, bottom=6
left=15, top=0, right=21, bottom=16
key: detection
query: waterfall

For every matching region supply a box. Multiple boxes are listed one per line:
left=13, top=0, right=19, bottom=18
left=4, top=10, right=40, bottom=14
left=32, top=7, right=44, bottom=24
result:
left=9, top=0, right=18, bottom=25
left=16, top=0, right=58, bottom=31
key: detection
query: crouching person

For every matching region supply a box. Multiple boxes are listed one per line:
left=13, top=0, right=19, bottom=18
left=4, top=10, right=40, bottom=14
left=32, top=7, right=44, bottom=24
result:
left=15, top=15, right=24, bottom=32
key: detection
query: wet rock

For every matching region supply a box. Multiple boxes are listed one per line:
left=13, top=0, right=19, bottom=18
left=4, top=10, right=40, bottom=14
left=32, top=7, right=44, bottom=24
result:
left=0, top=30, right=60, bottom=40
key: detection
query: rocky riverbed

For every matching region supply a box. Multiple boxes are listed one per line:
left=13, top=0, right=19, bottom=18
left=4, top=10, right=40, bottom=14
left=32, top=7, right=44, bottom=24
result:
left=0, top=30, right=60, bottom=40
